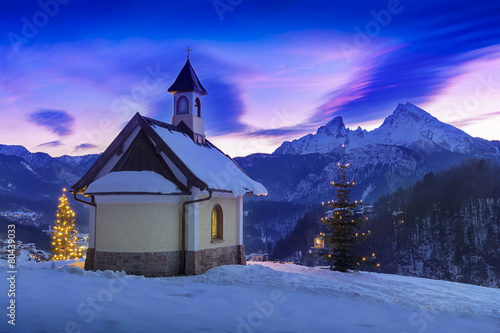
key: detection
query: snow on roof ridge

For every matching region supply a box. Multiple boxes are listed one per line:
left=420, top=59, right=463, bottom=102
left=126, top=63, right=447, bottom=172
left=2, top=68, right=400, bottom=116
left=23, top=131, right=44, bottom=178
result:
left=151, top=125, right=267, bottom=196
left=85, top=170, right=182, bottom=195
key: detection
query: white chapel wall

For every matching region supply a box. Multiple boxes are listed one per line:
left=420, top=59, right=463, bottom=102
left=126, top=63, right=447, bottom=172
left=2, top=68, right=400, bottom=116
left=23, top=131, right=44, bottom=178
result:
left=95, top=202, right=181, bottom=252
left=197, top=196, right=238, bottom=250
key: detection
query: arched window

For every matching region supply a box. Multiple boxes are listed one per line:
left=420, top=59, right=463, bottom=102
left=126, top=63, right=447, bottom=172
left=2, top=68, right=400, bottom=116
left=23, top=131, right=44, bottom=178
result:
left=195, top=98, right=201, bottom=117
left=177, top=96, right=189, bottom=115
left=211, top=204, right=223, bottom=240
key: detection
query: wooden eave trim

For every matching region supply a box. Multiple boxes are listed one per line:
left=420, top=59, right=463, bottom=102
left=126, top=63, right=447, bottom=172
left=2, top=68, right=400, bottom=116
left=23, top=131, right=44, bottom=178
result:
left=137, top=115, right=208, bottom=191
left=71, top=113, right=142, bottom=192
left=85, top=191, right=190, bottom=196
left=117, top=128, right=188, bottom=193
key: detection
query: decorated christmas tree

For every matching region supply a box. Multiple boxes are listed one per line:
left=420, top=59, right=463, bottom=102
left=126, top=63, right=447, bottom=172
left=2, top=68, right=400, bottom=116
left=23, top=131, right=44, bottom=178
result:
left=51, top=188, right=82, bottom=260
left=320, top=145, right=377, bottom=272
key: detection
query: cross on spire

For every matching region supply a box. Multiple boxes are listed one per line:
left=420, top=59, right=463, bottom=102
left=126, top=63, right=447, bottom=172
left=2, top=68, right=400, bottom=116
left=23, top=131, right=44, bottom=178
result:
left=185, top=46, right=192, bottom=59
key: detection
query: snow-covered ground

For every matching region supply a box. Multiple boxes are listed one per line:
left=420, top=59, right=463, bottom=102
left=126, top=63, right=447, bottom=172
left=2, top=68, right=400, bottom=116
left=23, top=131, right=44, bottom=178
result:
left=1, top=261, right=499, bottom=333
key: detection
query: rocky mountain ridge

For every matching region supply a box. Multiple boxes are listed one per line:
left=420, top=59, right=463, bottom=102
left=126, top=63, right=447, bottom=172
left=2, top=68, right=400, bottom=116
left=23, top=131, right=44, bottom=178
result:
left=239, top=102, right=500, bottom=204
left=274, top=102, right=499, bottom=156
left=2, top=102, right=499, bottom=238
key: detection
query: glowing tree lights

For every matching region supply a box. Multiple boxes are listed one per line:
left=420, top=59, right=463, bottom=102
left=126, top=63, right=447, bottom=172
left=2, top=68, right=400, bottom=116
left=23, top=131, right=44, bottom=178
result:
left=51, top=188, right=82, bottom=260
left=320, top=145, right=377, bottom=272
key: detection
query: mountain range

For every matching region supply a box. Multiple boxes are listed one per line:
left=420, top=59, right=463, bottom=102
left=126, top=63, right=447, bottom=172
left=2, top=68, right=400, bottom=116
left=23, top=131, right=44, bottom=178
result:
left=0, top=145, right=99, bottom=227
left=275, top=102, right=498, bottom=156
left=0, top=144, right=98, bottom=201
left=237, top=102, right=500, bottom=204
left=1, top=102, right=499, bottom=237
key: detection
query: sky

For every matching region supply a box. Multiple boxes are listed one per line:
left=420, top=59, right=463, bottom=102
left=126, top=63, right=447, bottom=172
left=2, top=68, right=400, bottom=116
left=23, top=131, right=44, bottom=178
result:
left=1, top=0, right=500, bottom=157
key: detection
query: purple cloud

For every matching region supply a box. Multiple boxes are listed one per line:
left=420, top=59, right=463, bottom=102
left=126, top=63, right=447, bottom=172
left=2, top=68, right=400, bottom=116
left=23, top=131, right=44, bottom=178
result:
left=74, top=143, right=97, bottom=151
left=448, top=110, right=500, bottom=128
left=249, top=126, right=314, bottom=138
left=27, top=110, right=75, bottom=136
left=36, top=140, right=62, bottom=147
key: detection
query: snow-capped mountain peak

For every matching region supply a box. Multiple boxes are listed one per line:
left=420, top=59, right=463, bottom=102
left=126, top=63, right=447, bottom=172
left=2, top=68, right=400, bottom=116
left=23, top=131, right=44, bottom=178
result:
left=273, top=116, right=349, bottom=155
left=316, top=116, right=347, bottom=137
left=274, top=102, right=498, bottom=156
left=381, top=102, right=436, bottom=126
left=370, top=102, right=493, bottom=154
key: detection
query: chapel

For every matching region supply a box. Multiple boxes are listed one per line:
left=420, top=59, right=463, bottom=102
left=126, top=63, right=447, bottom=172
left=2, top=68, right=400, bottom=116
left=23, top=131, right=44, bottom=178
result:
left=72, top=54, right=267, bottom=276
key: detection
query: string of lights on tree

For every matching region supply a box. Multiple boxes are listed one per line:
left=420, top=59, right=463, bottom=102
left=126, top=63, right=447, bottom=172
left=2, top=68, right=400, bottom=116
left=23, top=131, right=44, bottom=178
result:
left=319, top=145, right=379, bottom=272
left=51, top=188, right=82, bottom=260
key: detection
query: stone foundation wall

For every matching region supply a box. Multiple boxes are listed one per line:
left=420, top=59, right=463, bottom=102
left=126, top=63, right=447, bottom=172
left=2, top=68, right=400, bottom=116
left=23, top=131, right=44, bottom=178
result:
left=84, top=245, right=245, bottom=277
left=93, top=250, right=181, bottom=277
left=186, top=244, right=246, bottom=275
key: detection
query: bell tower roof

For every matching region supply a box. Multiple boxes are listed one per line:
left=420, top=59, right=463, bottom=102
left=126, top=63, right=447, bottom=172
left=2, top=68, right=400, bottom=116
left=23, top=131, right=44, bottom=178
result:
left=169, top=51, right=207, bottom=144
left=168, top=59, right=208, bottom=95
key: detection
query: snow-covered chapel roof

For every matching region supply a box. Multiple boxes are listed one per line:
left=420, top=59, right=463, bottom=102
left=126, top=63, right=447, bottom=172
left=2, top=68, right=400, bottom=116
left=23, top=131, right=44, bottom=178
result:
left=85, top=171, right=182, bottom=195
left=72, top=113, right=267, bottom=197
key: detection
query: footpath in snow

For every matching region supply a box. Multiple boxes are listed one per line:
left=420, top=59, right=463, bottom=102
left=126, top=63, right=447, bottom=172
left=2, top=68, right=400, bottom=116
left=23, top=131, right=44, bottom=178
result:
left=0, top=260, right=499, bottom=333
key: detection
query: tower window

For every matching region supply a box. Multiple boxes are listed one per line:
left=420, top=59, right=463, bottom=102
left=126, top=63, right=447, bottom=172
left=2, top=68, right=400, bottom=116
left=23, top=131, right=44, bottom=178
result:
left=177, top=96, right=189, bottom=115
left=195, top=98, right=201, bottom=117
left=211, top=204, right=223, bottom=241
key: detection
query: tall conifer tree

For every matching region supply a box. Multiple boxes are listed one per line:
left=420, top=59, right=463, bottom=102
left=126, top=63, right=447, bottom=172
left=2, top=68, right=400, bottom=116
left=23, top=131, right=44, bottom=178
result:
left=51, top=189, right=82, bottom=260
left=320, top=145, right=376, bottom=272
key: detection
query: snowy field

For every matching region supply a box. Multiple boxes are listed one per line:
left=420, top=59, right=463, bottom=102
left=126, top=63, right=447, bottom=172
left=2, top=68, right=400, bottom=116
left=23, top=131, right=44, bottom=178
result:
left=1, top=260, right=499, bottom=333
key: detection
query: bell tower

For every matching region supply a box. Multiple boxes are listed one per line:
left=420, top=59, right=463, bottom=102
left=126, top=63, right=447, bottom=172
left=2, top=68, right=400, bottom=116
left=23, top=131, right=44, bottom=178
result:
left=168, top=48, right=208, bottom=144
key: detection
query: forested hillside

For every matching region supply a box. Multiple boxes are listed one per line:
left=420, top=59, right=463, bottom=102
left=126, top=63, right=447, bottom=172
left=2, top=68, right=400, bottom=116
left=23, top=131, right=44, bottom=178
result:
left=273, top=158, right=500, bottom=287
left=369, top=158, right=500, bottom=287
